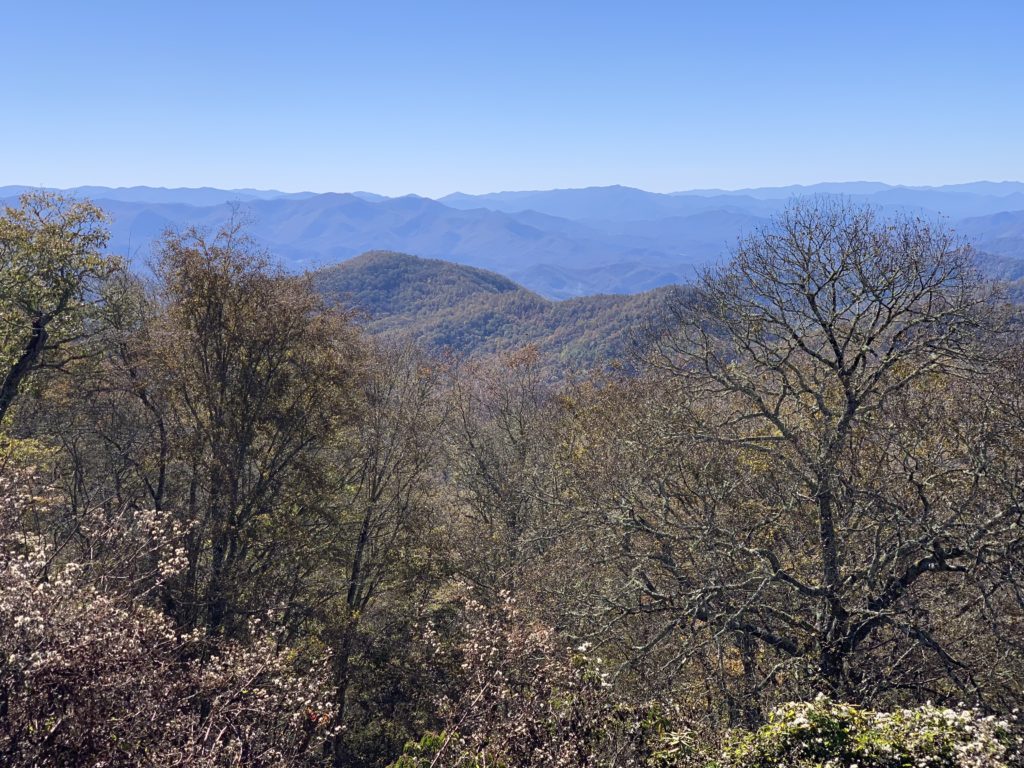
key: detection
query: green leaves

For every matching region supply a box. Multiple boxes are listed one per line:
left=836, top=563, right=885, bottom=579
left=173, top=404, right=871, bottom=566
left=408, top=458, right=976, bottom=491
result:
left=0, top=191, right=118, bottom=423
left=720, top=697, right=1019, bottom=768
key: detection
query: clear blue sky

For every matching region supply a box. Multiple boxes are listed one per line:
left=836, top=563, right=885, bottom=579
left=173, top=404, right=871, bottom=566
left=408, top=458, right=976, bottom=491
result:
left=4, top=1, right=1022, bottom=196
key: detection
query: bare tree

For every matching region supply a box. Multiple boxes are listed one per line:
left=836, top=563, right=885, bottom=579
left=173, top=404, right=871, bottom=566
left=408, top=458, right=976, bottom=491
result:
left=323, top=341, right=445, bottom=765
left=442, top=347, right=570, bottom=602
left=572, top=200, right=1024, bottom=717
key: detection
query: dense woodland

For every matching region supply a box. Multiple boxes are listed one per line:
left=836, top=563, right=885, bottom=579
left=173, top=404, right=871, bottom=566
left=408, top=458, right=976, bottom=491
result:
left=1, top=191, right=1023, bottom=767
left=312, top=250, right=675, bottom=370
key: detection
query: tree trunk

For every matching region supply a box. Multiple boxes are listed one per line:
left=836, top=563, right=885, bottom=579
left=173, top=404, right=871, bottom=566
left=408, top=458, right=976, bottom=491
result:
left=816, top=481, right=848, bottom=692
left=0, top=315, right=49, bottom=425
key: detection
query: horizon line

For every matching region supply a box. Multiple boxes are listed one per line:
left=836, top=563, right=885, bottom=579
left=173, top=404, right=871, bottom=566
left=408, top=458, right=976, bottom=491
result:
left=4, top=179, right=1024, bottom=200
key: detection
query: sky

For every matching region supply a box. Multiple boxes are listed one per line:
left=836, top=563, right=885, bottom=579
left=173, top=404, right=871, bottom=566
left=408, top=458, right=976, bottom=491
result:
left=3, top=1, right=1023, bottom=197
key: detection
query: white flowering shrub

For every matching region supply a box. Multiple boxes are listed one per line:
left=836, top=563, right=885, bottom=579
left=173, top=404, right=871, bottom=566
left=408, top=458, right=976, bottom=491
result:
left=0, top=467, right=337, bottom=767
left=716, top=696, right=1021, bottom=768
left=390, top=594, right=674, bottom=768
left=73, top=503, right=193, bottom=595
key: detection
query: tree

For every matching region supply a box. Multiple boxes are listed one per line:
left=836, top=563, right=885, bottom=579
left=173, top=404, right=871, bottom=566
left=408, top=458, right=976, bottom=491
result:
left=149, top=222, right=363, bottom=636
left=321, top=341, right=446, bottom=766
left=0, top=191, right=117, bottom=425
left=443, top=347, right=566, bottom=601
left=569, top=200, right=1024, bottom=718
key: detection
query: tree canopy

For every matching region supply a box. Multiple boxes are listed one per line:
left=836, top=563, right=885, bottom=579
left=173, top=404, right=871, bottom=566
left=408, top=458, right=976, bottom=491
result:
left=1, top=197, right=1021, bottom=767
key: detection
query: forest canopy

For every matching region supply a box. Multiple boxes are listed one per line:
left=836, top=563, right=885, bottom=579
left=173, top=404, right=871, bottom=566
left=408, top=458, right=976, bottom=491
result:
left=1, top=192, right=1021, bottom=767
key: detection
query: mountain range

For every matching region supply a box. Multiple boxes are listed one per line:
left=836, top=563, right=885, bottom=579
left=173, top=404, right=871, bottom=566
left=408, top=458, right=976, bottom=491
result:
left=3, top=182, right=1024, bottom=298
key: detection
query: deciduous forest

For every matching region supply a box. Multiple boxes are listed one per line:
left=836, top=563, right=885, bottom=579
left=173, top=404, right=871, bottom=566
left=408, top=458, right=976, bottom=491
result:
left=2, top=192, right=1022, bottom=766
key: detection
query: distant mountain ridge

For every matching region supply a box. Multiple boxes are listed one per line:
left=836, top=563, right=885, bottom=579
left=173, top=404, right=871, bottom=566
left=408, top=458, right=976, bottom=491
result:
left=4, top=182, right=1024, bottom=298
left=0, top=184, right=319, bottom=206
left=680, top=181, right=1024, bottom=199
left=440, top=183, right=1024, bottom=220
left=440, top=185, right=780, bottom=221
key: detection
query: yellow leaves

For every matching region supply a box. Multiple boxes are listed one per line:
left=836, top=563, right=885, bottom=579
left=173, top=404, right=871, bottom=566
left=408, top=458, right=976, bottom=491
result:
left=736, top=447, right=773, bottom=474
left=0, top=433, right=56, bottom=473
left=722, top=648, right=747, bottom=679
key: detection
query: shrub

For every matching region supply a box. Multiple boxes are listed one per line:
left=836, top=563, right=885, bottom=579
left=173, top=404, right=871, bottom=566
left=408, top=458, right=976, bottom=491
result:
left=718, top=695, right=1020, bottom=768
left=0, top=502, right=336, bottom=766
left=388, top=594, right=675, bottom=768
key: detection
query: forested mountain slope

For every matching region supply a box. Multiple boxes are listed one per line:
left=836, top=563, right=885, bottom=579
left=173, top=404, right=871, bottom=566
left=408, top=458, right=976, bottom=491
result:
left=312, top=251, right=675, bottom=369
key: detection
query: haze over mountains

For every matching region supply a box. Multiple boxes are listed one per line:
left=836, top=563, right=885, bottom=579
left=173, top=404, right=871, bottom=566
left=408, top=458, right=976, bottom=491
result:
left=4, top=181, right=1024, bottom=298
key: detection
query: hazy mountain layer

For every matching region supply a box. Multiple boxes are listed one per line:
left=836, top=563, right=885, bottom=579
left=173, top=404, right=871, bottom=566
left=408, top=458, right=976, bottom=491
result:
left=3, top=183, right=1024, bottom=297
left=442, top=183, right=1024, bottom=220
